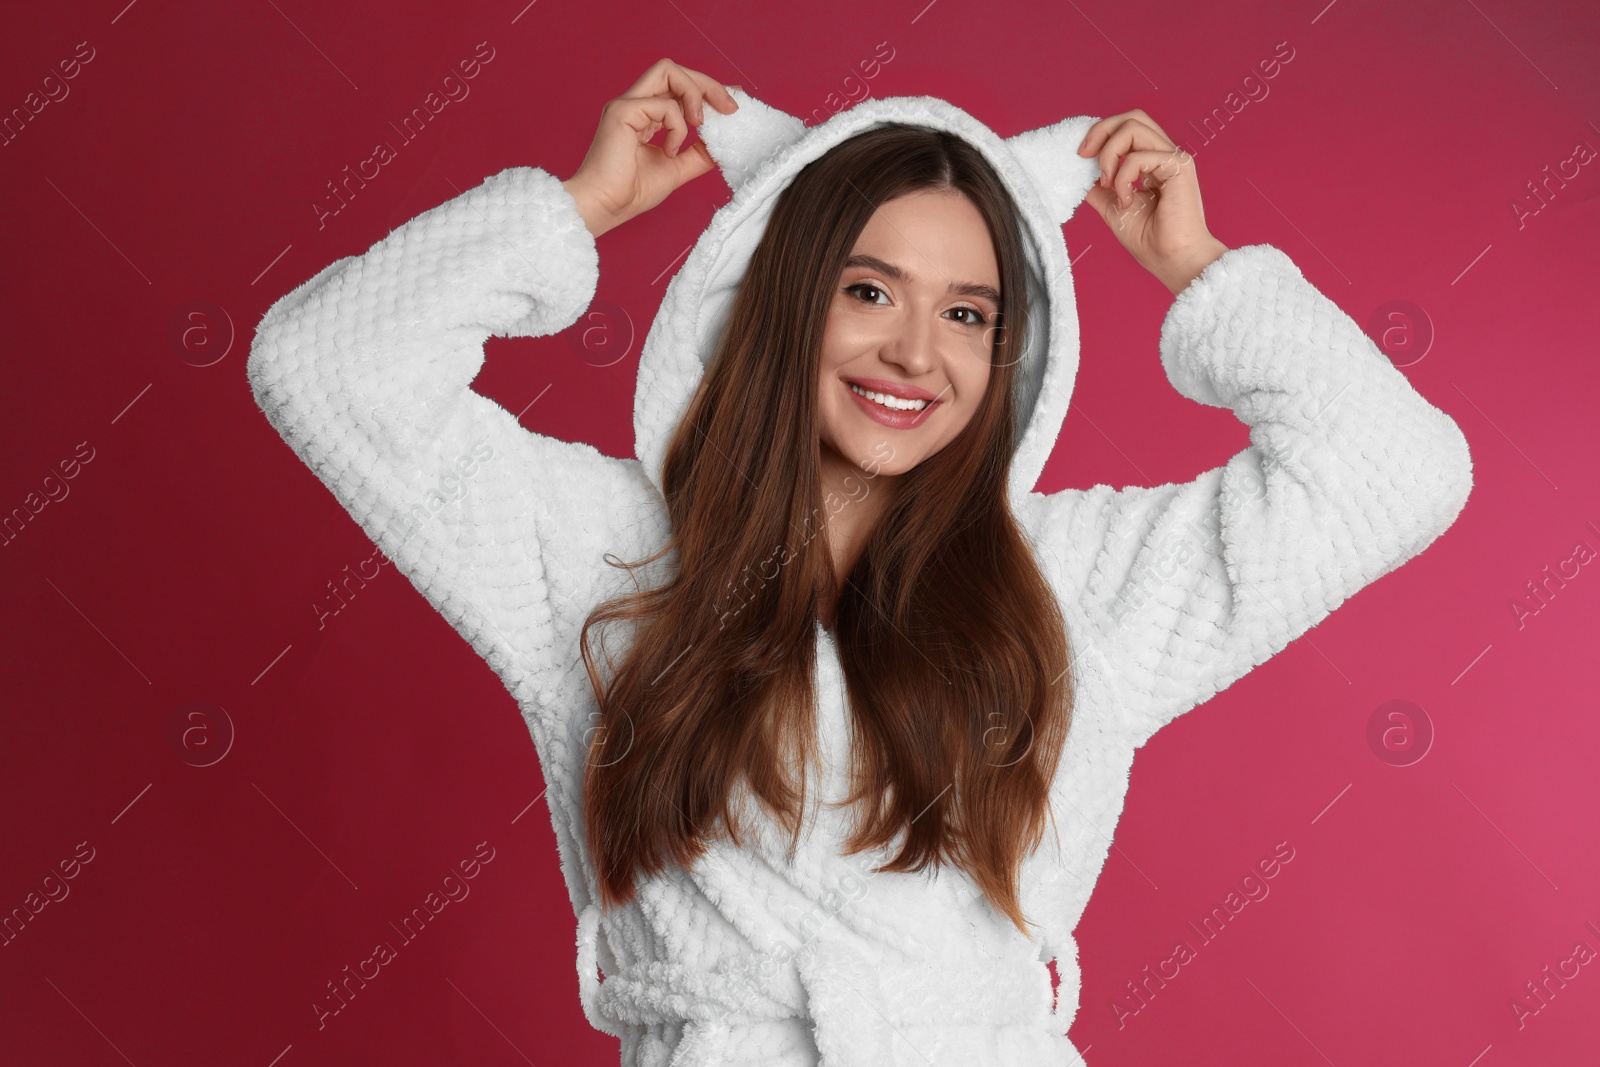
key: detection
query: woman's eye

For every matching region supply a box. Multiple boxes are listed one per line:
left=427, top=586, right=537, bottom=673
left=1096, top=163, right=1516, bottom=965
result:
left=844, top=283, right=990, bottom=328
left=844, top=282, right=889, bottom=305
left=946, top=306, right=989, bottom=327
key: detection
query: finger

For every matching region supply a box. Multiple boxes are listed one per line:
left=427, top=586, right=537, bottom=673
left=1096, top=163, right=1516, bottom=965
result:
left=672, top=138, right=718, bottom=185
left=1092, top=118, right=1172, bottom=179
left=623, top=58, right=702, bottom=127
left=1079, top=179, right=1119, bottom=222
left=670, top=63, right=741, bottom=118
left=624, top=96, right=689, bottom=155
left=624, top=56, right=682, bottom=98
left=1075, top=110, right=1140, bottom=156
left=1078, top=108, right=1175, bottom=155
left=660, top=98, right=690, bottom=156
left=1110, top=148, right=1190, bottom=208
left=627, top=59, right=735, bottom=126
left=665, top=70, right=738, bottom=121
left=676, top=85, right=707, bottom=129
left=662, top=62, right=740, bottom=117
left=665, top=70, right=709, bottom=128
left=1091, top=118, right=1174, bottom=194
left=1124, top=107, right=1175, bottom=145
left=1139, top=144, right=1193, bottom=193
left=1082, top=173, right=1150, bottom=218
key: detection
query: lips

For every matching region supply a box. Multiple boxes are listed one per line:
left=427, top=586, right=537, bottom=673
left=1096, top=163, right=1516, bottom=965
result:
left=843, top=376, right=940, bottom=402
left=844, top=379, right=940, bottom=429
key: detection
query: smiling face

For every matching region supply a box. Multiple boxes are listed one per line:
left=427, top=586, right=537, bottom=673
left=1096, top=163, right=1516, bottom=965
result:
left=816, top=187, right=1001, bottom=481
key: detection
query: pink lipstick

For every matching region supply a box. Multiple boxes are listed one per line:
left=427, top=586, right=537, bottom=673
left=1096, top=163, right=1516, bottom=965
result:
left=842, top=378, right=942, bottom=429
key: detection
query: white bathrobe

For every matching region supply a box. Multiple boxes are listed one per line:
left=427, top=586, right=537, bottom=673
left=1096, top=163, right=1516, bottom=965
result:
left=245, top=89, right=1474, bottom=1066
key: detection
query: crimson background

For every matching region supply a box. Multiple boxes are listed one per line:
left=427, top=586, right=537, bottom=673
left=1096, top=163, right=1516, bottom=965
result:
left=2, top=1, right=1597, bottom=1064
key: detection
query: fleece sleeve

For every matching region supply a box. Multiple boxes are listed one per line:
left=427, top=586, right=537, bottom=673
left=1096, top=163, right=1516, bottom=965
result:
left=1020, top=244, right=1474, bottom=748
left=246, top=165, right=656, bottom=704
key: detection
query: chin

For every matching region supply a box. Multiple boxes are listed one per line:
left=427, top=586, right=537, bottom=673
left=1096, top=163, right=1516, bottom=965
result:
left=867, top=450, right=917, bottom=477
left=820, top=400, right=939, bottom=476
left=833, top=433, right=918, bottom=476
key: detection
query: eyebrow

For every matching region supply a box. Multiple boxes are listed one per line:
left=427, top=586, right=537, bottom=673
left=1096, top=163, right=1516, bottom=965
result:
left=842, top=253, right=1002, bottom=308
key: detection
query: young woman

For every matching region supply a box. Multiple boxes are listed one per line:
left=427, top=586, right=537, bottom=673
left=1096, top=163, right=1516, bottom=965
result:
left=248, top=59, right=1473, bottom=1067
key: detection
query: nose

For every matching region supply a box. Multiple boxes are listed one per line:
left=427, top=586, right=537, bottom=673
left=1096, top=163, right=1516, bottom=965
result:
left=880, top=306, right=937, bottom=378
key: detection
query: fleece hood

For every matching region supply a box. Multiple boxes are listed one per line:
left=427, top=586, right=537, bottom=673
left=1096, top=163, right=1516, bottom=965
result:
left=632, top=90, right=1103, bottom=507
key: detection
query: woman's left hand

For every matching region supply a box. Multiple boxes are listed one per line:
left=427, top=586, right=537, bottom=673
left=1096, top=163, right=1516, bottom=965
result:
left=1077, top=109, right=1229, bottom=295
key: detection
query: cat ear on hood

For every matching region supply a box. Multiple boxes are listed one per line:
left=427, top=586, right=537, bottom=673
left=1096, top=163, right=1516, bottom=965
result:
left=1004, top=115, right=1102, bottom=226
left=696, top=89, right=1099, bottom=226
left=694, top=88, right=806, bottom=194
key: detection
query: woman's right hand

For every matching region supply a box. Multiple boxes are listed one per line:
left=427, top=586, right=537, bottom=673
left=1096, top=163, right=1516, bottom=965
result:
left=562, top=59, right=740, bottom=238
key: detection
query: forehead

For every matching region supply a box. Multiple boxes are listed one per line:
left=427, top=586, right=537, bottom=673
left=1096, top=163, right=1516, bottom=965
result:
left=850, top=189, right=999, bottom=283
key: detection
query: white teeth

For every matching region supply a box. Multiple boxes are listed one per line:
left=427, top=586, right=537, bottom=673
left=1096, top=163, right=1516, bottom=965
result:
left=848, top=383, right=929, bottom=411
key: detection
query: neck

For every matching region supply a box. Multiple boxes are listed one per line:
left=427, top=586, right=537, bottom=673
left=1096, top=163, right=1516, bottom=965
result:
left=816, top=444, right=898, bottom=628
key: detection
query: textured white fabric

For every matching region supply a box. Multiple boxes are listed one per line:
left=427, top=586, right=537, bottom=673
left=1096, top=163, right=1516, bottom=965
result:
left=246, top=91, right=1473, bottom=1065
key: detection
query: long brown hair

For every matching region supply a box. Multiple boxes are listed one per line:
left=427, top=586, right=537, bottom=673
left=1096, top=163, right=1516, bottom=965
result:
left=580, top=123, right=1075, bottom=936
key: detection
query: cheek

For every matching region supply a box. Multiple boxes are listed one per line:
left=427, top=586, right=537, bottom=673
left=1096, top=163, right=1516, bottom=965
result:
left=815, top=326, right=856, bottom=441
left=815, top=367, right=849, bottom=449
left=951, top=360, right=992, bottom=431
